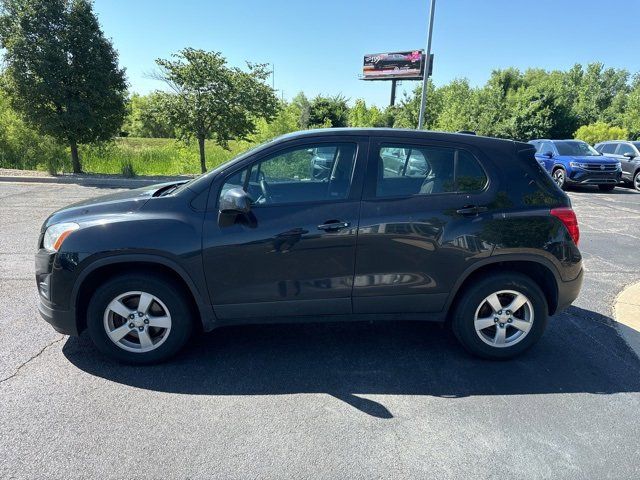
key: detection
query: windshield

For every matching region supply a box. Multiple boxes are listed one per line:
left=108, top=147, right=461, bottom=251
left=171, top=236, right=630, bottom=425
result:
left=633, top=142, right=640, bottom=151
left=555, top=141, right=601, bottom=157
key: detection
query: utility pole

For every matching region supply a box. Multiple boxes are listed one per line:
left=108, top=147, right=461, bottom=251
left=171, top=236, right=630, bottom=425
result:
left=271, top=63, right=275, bottom=90
left=417, top=0, right=436, bottom=130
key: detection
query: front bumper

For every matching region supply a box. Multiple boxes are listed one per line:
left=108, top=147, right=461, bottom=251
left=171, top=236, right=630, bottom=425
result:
left=36, top=248, right=80, bottom=336
left=555, top=268, right=584, bottom=314
left=566, top=169, right=621, bottom=185
left=38, top=298, right=78, bottom=335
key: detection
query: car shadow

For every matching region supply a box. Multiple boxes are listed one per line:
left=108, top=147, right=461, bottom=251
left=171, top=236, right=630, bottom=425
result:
left=63, top=306, right=640, bottom=419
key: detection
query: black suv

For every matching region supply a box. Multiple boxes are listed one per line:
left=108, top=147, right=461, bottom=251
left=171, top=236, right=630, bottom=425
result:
left=36, top=129, right=583, bottom=363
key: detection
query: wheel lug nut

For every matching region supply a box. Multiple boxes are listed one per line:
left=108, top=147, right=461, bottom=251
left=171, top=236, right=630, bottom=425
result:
left=138, top=326, right=144, bottom=331
left=138, top=312, right=144, bottom=317
left=129, top=314, right=135, bottom=320
left=498, top=310, right=503, bottom=315
left=494, top=318, right=499, bottom=323
left=144, top=319, right=149, bottom=324
left=508, top=318, right=513, bottom=323
left=128, top=323, right=134, bottom=328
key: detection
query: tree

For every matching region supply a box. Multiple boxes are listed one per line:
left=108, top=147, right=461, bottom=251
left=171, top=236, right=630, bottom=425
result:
left=308, top=94, right=349, bottom=128
left=393, top=82, right=440, bottom=129
left=291, top=92, right=311, bottom=129
left=252, top=99, right=301, bottom=142
left=435, top=79, right=477, bottom=132
left=0, top=0, right=127, bottom=173
left=574, top=122, right=628, bottom=145
left=122, top=93, right=175, bottom=138
left=153, top=48, right=278, bottom=173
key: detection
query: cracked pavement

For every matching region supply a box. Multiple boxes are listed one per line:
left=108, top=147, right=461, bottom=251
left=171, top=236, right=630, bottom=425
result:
left=1, top=182, right=640, bottom=479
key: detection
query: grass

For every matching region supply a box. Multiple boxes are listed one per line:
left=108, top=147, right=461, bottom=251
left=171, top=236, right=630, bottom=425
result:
left=70, top=137, right=256, bottom=176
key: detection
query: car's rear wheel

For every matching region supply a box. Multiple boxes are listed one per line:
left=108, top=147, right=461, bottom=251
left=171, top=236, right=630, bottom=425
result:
left=634, top=171, right=640, bottom=192
left=87, top=274, right=193, bottom=364
left=452, top=273, right=548, bottom=359
left=552, top=168, right=566, bottom=189
left=598, top=184, right=616, bottom=192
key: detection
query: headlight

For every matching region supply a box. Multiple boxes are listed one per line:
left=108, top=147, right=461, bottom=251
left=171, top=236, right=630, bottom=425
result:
left=569, top=162, right=585, bottom=169
left=43, top=222, right=79, bottom=252
left=616, top=162, right=622, bottom=170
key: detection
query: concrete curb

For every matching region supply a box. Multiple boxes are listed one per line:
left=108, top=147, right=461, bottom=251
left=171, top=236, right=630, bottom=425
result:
left=613, top=281, right=640, bottom=359
left=0, top=174, right=192, bottom=188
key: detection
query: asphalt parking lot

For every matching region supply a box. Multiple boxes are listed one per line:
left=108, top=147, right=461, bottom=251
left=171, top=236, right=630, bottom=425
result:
left=1, top=182, right=640, bottom=479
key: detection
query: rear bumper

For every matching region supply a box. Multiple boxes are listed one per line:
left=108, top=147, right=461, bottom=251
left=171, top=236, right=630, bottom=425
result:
left=38, top=298, right=78, bottom=336
left=555, top=268, right=584, bottom=314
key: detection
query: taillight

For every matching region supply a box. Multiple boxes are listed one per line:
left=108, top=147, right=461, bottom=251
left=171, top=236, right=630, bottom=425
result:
left=551, top=207, right=580, bottom=246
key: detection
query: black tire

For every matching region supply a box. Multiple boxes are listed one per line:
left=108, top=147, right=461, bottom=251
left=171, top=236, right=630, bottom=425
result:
left=552, top=168, right=566, bottom=190
left=634, top=171, right=640, bottom=192
left=598, top=184, right=616, bottom=192
left=451, top=272, right=548, bottom=360
left=87, top=274, right=193, bottom=364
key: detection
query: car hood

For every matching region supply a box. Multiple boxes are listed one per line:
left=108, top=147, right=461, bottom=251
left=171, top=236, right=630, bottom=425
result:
left=42, top=181, right=179, bottom=230
left=560, top=155, right=619, bottom=163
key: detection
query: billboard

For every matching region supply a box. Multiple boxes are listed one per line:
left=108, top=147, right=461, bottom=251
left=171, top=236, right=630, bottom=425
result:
left=362, top=50, right=431, bottom=80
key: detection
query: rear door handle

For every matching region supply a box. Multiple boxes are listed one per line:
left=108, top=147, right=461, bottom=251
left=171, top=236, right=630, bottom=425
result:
left=456, top=205, right=488, bottom=216
left=318, top=221, right=350, bottom=232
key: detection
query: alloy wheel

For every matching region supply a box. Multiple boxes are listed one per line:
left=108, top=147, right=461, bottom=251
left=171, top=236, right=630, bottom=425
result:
left=552, top=169, right=565, bottom=188
left=473, top=290, right=534, bottom=348
left=634, top=173, right=640, bottom=192
left=103, top=291, right=172, bottom=353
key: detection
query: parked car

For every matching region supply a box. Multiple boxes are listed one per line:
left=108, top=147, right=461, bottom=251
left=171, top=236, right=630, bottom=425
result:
left=528, top=139, right=621, bottom=191
left=594, top=140, right=640, bottom=191
left=36, top=129, right=583, bottom=364
left=379, top=147, right=429, bottom=177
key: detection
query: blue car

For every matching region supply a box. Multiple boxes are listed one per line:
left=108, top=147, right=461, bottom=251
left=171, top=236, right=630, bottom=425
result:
left=528, top=139, right=622, bottom=191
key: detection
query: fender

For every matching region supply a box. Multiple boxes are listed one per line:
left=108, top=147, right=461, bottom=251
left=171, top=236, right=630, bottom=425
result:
left=441, top=253, right=562, bottom=315
left=71, top=253, right=217, bottom=331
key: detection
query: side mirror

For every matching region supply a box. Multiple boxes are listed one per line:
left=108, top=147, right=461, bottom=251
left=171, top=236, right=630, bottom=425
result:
left=543, top=151, right=553, bottom=159
left=623, top=152, right=636, bottom=159
left=219, top=187, right=252, bottom=215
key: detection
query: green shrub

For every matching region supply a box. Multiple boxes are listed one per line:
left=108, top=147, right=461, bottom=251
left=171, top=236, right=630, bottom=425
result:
left=574, top=122, right=628, bottom=145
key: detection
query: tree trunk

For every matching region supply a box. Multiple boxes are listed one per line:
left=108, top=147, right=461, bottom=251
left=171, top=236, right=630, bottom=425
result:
left=70, top=140, right=81, bottom=174
left=198, top=135, right=206, bottom=174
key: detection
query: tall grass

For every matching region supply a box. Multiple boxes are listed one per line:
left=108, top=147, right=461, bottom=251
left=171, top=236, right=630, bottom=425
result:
left=77, top=137, right=255, bottom=176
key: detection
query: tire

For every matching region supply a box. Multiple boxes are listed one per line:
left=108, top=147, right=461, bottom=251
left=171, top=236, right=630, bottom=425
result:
left=552, top=168, right=566, bottom=190
left=451, top=272, right=548, bottom=360
left=87, top=274, right=193, bottom=364
left=634, top=171, right=640, bottom=192
left=598, top=184, right=616, bottom=192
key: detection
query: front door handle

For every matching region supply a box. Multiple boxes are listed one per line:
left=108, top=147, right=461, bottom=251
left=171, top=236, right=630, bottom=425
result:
left=318, top=221, right=350, bottom=232
left=456, top=205, right=488, bottom=216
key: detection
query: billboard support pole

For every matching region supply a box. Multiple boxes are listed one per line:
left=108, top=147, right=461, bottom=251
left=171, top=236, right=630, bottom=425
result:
left=417, top=0, right=436, bottom=130
left=390, top=79, right=397, bottom=106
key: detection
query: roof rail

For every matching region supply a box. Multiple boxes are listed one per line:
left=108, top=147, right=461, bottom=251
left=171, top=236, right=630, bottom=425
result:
left=457, top=130, right=476, bottom=135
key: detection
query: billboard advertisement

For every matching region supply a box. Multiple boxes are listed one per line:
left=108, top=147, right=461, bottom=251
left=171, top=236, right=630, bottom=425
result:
left=362, top=50, right=429, bottom=80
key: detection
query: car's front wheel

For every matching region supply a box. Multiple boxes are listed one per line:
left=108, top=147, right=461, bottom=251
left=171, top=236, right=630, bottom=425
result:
left=552, top=168, right=566, bottom=189
left=87, top=274, right=193, bottom=364
left=452, top=273, right=548, bottom=359
left=598, top=184, right=616, bottom=192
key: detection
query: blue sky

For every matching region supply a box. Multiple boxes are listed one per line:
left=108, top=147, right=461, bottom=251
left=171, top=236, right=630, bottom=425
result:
left=94, top=0, right=640, bottom=107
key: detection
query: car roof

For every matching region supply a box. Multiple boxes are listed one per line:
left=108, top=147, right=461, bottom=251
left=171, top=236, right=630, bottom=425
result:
left=274, top=127, right=526, bottom=149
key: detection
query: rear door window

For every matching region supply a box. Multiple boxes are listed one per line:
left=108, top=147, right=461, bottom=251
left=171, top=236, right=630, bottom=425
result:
left=374, top=144, right=487, bottom=198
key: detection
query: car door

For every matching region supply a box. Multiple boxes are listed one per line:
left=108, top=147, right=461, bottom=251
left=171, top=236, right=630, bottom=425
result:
left=202, top=136, right=368, bottom=320
left=353, top=137, right=495, bottom=314
left=615, top=143, right=636, bottom=181
left=536, top=141, right=556, bottom=171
